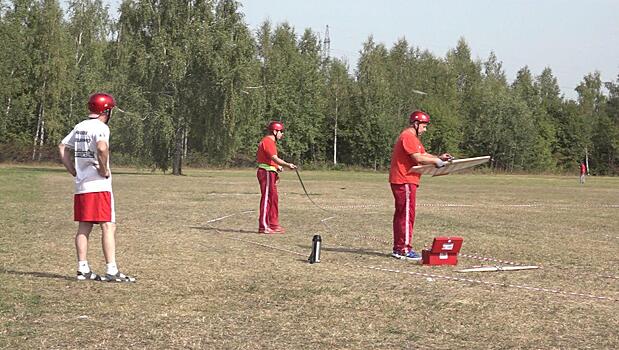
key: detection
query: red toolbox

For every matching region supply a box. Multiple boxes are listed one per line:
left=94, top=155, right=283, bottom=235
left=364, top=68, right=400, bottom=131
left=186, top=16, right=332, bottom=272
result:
left=422, top=250, right=458, bottom=265
left=429, top=236, right=463, bottom=253
left=422, top=236, right=463, bottom=265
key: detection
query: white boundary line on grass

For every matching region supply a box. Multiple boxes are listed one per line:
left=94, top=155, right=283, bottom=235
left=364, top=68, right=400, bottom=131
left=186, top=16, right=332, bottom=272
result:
left=597, top=275, right=619, bottom=280
left=351, top=264, right=618, bottom=302
left=204, top=211, right=306, bottom=257
left=296, top=203, right=619, bottom=209
left=338, top=230, right=619, bottom=279
left=458, top=253, right=524, bottom=266
left=297, top=204, right=383, bottom=210
left=200, top=211, right=618, bottom=303
left=206, top=210, right=254, bottom=224
left=420, top=203, right=619, bottom=209
left=218, top=206, right=619, bottom=279
left=345, top=231, right=530, bottom=266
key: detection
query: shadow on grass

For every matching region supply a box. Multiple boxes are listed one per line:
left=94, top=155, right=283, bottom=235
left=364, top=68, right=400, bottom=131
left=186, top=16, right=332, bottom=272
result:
left=1, top=269, right=73, bottom=281
left=297, top=245, right=388, bottom=258
left=192, top=226, right=388, bottom=257
left=190, top=226, right=257, bottom=234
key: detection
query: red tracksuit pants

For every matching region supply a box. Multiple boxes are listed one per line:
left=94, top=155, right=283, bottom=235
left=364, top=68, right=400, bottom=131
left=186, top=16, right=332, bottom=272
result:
left=391, top=183, right=418, bottom=254
left=257, top=168, right=279, bottom=231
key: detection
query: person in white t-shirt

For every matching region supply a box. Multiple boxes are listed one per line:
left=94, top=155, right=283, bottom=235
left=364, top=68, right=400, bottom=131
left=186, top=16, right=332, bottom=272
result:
left=59, top=92, right=135, bottom=282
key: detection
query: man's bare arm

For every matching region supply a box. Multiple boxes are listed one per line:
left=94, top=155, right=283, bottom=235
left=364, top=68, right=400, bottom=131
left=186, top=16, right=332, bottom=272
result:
left=96, top=141, right=109, bottom=177
left=58, top=143, right=76, bottom=176
left=411, top=152, right=445, bottom=168
left=271, top=155, right=297, bottom=170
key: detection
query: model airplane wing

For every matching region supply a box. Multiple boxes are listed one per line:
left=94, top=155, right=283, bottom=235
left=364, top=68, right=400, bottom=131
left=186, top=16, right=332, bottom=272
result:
left=409, top=156, right=490, bottom=176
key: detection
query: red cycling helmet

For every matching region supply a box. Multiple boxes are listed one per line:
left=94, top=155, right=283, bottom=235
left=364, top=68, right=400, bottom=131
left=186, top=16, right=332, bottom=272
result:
left=88, top=93, right=116, bottom=115
left=409, top=110, right=430, bottom=124
left=268, top=121, right=284, bottom=132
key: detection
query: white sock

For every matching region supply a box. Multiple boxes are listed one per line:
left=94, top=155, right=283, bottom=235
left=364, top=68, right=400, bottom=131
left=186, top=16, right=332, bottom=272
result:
left=78, top=261, right=90, bottom=273
left=106, top=262, right=118, bottom=275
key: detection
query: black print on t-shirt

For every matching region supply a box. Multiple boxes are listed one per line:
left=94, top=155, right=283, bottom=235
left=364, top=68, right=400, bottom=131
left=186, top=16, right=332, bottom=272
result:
left=75, top=131, right=94, bottom=158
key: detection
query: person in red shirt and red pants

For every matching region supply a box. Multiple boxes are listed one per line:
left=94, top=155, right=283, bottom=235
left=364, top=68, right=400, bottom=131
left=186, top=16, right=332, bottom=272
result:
left=256, top=121, right=297, bottom=234
left=579, top=161, right=587, bottom=184
left=389, top=111, right=453, bottom=261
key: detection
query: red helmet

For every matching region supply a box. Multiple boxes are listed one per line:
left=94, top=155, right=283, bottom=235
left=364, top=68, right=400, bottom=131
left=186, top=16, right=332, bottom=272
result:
left=268, top=121, right=284, bottom=131
left=88, top=93, right=116, bottom=114
left=409, top=110, right=430, bottom=124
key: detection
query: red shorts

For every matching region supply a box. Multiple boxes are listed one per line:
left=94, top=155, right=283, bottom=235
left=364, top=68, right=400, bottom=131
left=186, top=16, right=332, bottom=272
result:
left=74, top=192, right=115, bottom=223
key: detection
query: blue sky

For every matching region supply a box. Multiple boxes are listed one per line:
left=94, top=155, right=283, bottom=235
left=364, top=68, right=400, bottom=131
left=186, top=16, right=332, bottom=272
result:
left=94, top=0, right=619, bottom=100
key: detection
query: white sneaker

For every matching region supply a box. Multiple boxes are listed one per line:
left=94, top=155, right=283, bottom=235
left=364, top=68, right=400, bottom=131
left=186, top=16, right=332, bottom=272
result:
left=391, top=250, right=422, bottom=261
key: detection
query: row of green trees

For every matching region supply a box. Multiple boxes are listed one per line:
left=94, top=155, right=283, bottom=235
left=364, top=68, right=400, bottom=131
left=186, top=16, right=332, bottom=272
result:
left=1, top=0, right=617, bottom=175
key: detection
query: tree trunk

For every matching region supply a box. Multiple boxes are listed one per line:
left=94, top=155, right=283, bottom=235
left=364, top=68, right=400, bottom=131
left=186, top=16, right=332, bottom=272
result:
left=183, top=124, right=188, bottom=158
left=172, top=123, right=183, bottom=175
left=38, top=117, right=45, bottom=161
left=333, top=93, right=338, bottom=165
left=32, top=103, right=43, bottom=161
left=5, top=69, right=14, bottom=116
left=68, top=92, right=74, bottom=123
left=585, top=147, right=590, bottom=175
left=32, top=78, right=47, bottom=161
left=5, top=96, right=11, bottom=117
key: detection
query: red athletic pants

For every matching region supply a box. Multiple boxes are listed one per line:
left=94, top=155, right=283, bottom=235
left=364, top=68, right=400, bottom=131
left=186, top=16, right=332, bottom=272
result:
left=257, top=168, right=279, bottom=231
left=391, top=183, right=418, bottom=253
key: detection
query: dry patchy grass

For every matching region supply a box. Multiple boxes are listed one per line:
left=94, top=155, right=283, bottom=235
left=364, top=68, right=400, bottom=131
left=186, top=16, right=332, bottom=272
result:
left=1, top=165, right=617, bottom=349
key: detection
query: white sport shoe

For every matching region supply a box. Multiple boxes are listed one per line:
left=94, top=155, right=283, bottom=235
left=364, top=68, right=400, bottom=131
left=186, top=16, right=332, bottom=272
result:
left=103, top=272, right=136, bottom=283
left=76, top=271, right=103, bottom=281
left=391, top=250, right=422, bottom=261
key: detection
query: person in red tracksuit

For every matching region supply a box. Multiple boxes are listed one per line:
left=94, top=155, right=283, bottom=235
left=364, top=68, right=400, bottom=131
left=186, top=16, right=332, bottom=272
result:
left=579, top=161, right=587, bottom=184
left=389, top=110, right=453, bottom=261
left=256, top=121, right=297, bottom=234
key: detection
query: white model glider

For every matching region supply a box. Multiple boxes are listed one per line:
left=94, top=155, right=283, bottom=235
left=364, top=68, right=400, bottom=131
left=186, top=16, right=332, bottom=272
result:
left=409, top=156, right=490, bottom=176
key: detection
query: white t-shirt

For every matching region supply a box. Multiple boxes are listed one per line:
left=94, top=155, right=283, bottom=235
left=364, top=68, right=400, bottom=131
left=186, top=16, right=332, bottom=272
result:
left=61, top=118, right=113, bottom=194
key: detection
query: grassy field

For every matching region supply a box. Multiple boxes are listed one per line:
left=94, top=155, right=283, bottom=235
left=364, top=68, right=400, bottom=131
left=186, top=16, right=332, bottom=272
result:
left=0, top=165, right=617, bottom=349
